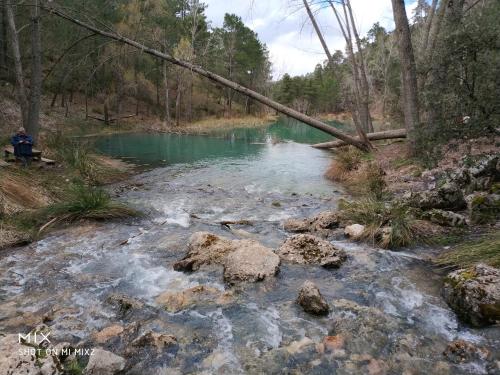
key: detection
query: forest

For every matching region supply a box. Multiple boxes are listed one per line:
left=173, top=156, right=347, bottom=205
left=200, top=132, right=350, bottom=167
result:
left=0, top=1, right=499, bottom=374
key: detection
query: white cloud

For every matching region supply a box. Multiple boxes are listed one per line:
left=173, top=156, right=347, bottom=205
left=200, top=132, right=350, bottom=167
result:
left=204, top=0, right=417, bottom=78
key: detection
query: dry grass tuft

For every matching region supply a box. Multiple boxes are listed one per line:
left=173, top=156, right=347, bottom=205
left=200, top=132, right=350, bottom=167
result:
left=324, top=146, right=365, bottom=182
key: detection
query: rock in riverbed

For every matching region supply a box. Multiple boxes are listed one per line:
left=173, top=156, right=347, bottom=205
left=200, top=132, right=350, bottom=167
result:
left=173, top=232, right=235, bottom=271
left=0, top=334, right=62, bottom=375
left=84, top=348, right=125, bottom=375
left=224, top=243, right=280, bottom=284
left=283, top=211, right=340, bottom=238
left=131, top=331, right=177, bottom=352
left=297, top=280, right=330, bottom=316
left=442, top=264, right=500, bottom=327
left=278, top=234, right=347, bottom=268
left=156, top=285, right=234, bottom=312
left=344, top=224, right=365, bottom=239
left=174, top=232, right=280, bottom=284
left=443, top=339, right=490, bottom=364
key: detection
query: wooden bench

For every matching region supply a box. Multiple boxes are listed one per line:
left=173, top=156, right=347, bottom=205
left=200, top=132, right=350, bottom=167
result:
left=4, top=145, right=42, bottom=160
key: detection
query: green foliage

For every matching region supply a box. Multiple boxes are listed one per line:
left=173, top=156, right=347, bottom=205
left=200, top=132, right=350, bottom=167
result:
left=64, top=358, right=84, bottom=375
left=435, top=232, right=500, bottom=269
left=273, top=61, right=343, bottom=115
left=339, top=198, right=417, bottom=249
left=46, top=133, right=98, bottom=181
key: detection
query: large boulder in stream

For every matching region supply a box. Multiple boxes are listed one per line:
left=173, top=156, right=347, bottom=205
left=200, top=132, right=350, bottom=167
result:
left=296, top=280, right=330, bottom=316
left=224, top=243, right=280, bottom=284
left=278, top=234, right=347, bottom=268
left=442, top=264, right=500, bottom=327
left=173, top=232, right=235, bottom=271
left=174, top=232, right=280, bottom=284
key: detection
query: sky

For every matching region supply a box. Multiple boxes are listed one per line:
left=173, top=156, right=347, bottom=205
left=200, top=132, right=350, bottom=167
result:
left=204, top=0, right=418, bottom=79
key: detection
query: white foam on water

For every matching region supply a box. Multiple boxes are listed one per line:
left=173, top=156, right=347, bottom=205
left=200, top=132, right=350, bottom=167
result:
left=247, top=304, right=282, bottom=349
left=154, top=198, right=191, bottom=228
left=205, top=308, right=243, bottom=373
left=123, top=252, right=199, bottom=300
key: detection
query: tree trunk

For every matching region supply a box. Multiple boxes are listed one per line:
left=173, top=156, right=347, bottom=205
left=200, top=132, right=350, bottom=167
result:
left=329, top=1, right=372, bottom=146
left=104, top=103, right=110, bottom=125
left=312, top=129, right=407, bottom=148
left=303, top=0, right=371, bottom=148
left=175, top=80, right=181, bottom=126
left=4, top=2, right=28, bottom=128
left=27, top=0, right=42, bottom=142
left=0, top=6, right=7, bottom=74
left=422, top=0, right=438, bottom=52
left=302, top=0, right=333, bottom=61
left=43, top=4, right=372, bottom=151
left=391, top=0, right=420, bottom=154
left=163, top=60, right=170, bottom=124
left=345, top=0, right=374, bottom=133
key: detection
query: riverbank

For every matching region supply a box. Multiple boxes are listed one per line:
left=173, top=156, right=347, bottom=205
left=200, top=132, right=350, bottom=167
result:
left=0, top=142, right=138, bottom=250
left=322, top=136, right=499, bottom=259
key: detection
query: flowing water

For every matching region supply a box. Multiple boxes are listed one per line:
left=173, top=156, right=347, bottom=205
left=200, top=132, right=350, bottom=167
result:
left=1, top=119, right=498, bottom=374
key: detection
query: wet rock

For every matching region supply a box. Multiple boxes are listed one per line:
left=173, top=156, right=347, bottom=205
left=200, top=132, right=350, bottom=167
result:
left=155, top=285, right=234, bottom=312
left=405, top=181, right=466, bottom=211
left=284, top=337, right=315, bottom=354
left=173, top=232, right=234, bottom=272
left=283, top=211, right=340, bottom=238
left=297, top=280, right=330, bottom=316
left=443, top=339, right=490, bottom=364
left=0, top=334, right=62, bottom=375
left=278, top=234, right=347, bottom=268
left=131, top=331, right=177, bottom=352
left=0, top=228, right=30, bottom=250
left=468, top=154, right=500, bottom=180
left=223, top=242, right=280, bottom=284
left=344, top=224, right=365, bottom=239
left=316, top=335, right=345, bottom=355
left=93, top=325, right=124, bottom=344
left=465, top=192, right=500, bottom=224
left=422, top=209, right=467, bottom=227
left=329, top=299, right=400, bottom=356
left=83, top=348, right=126, bottom=375
left=283, top=218, right=309, bottom=233
left=442, top=264, right=500, bottom=327
left=106, top=294, right=144, bottom=314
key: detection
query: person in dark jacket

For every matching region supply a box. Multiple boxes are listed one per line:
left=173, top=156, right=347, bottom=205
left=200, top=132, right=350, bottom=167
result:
left=11, top=127, right=34, bottom=167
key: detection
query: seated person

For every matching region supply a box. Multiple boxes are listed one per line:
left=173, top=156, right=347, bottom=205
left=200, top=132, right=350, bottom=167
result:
left=11, top=127, right=34, bottom=166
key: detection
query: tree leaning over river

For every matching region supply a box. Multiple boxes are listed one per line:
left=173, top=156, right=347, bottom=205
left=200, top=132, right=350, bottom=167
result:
left=41, top=4, right=374, bottom=152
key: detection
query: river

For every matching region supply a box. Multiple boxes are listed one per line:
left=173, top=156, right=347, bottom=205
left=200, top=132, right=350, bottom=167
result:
left=0, top=119, right=498, bottom=374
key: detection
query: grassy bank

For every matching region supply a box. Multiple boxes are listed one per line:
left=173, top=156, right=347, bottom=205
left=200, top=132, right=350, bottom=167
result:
left=0, top=135, right=139, bottom=249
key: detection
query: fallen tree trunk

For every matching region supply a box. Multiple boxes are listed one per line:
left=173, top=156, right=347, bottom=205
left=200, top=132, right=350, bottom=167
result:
left=42, top=5, right=371, bottom=152
left=312, top=129, right=407, bottom=149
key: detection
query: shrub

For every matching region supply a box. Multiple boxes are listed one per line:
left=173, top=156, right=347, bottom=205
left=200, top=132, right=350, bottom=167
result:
left=338, top=198, right=417, bottom=249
